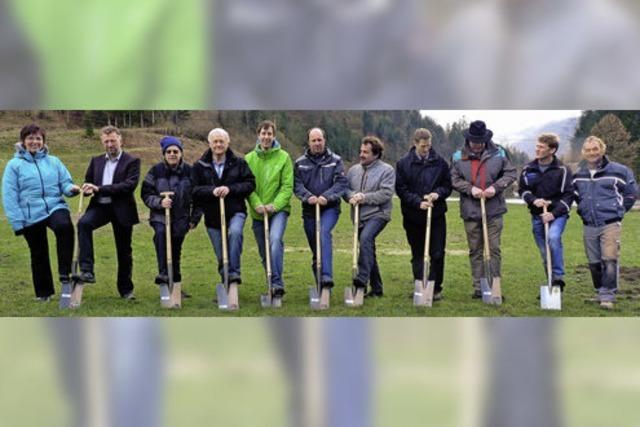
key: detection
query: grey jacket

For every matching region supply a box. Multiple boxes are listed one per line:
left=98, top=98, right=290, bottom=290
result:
left=451, top=140, right=517, bottom=221
left=344, top=159, right=395, bottom=223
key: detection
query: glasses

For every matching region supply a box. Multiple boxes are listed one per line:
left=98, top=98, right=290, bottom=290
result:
left=165, top=149, right=181, bottom=154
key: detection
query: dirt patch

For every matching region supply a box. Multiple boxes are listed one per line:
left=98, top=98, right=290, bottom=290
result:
left=575, top=264, right=640, bottom=298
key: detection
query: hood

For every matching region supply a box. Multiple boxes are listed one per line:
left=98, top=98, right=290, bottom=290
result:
left=254, top=139, right=282, bottom=156
left=14, top=142, right=48, bottom=161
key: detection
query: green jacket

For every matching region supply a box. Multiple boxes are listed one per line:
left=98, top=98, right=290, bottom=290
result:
left=245, top=140, right=293, bottom=220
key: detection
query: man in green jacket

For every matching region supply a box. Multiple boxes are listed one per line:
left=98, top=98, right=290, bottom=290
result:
left=245, top=120, right=294, bottom=302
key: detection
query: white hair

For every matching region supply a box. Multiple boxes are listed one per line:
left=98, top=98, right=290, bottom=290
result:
left=207, top=128, right=230, bottom=143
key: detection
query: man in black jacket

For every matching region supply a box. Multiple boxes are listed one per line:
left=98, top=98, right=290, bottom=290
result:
left=518, top=133, right=573, bottom=291
left=191, top=127, right=255, bottom=287
left=78, top=126, right=140, bottom=298
left=396, top=128, right=452, bottom=300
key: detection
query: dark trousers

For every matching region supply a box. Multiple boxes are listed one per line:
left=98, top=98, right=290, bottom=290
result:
left=356, top=217, right=388, bottom=294
left=151, top=221, right=188, bottom=283
left=22, top=209, right=74, bottom=298
left=402, top=214, right=446, bottom=292
left=78, top=204, right=134, bottom=296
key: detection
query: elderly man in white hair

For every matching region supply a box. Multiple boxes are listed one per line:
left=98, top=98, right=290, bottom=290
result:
left=191, top=128, right=256, bottom=293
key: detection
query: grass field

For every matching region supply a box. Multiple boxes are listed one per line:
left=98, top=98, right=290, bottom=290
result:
left=1, top=128, right=639, bottom=317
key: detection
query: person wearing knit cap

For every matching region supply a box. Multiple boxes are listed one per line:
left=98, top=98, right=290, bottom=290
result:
left=141, top=136, right=201, bottom=305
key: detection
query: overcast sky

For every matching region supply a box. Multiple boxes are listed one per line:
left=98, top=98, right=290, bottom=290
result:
left=421, top=110, right=581, bottom=135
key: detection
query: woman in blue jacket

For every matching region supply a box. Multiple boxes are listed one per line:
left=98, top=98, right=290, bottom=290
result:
left=2, top=124, right=80, bottom=300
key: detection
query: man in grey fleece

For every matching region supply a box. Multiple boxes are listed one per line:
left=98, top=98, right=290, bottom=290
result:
left=451, top=121, right=517, bottom=298
left=344, top=136, right=395, bottom=297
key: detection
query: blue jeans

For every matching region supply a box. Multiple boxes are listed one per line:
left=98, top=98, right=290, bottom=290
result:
left=252, top=211, right=289, bottom=289
left=356, top=217, right=388, bottom=294
left=302, top=207, right=340, bottom=285
left=531, top=214, right=568, bottom=281
left=206, top=212, right=247, bottom=283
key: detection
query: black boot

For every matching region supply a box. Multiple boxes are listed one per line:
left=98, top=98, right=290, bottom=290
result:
left=588, top=263, right=603, bottom=291
left=602, top=260, right=618, bottom=293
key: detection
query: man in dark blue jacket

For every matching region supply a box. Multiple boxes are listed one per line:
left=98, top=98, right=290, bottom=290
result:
left=573, top=136, right=638, bottom=309
left=518, top=133, right=574, bottom=291
left=294, top=127, right=347, bottom=290
left=396, top=128, right=452, bottom=300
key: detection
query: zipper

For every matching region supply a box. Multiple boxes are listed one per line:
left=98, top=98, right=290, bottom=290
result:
left=33, top=155, right=50, bottom=214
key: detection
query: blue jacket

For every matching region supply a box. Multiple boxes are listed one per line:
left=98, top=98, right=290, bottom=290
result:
left=294, top=148, right=347, bottom=217
left=2, top=143, right=76, bottom=232
left=573, top=156, right=638, bottom=226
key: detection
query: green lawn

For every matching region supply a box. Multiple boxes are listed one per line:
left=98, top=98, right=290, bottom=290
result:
left=1, top=130, right=639, bottom=316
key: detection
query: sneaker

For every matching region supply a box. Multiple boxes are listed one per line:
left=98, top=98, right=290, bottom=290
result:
left=78, top=271, right=96, bottom=284
left=121, top=291, right=136, bottom=300
left=600, top=301, right=614, bottom=310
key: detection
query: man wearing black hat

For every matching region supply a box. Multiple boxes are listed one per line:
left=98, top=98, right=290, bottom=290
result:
left=451, top=120, right=517, bottom=298
left=78, top=126, right=140, bottom=299
left=141, top=136, right=201, bottom=299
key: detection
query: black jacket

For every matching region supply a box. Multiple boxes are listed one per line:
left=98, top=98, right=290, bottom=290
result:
left=396, top=147, right=452, bottom=223
left=518, top=156, right=574, bottom=218
left=84, top=151, right=140, bottom=226
left=191, top=148, right=255, bottom=229
left=141, top=160, right=201, bottom=226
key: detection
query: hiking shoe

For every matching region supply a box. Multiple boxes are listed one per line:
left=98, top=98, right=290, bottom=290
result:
left=600, top=301, right=614, bottom=310
left=471, top=290, right=482, bottom=299
left=365, top=290, right=383, bottom=298
left=121, top=291, right=136, bottom=300
left=352, top=278, right=366, bottom=289
left=78, top=271, right=96, bottom=284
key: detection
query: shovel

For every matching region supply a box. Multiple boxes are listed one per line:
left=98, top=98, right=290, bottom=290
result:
left=159, top=192, right=178, bottom=308
left=414, top=203, right=435, bottom=307
left=540, top=205, right=561, bottom=310
left=345, top=203, right=364, bottom=307
left=66, top=192, right=87, bottom=309
left=260, top=211, right=281, bottom=308
left=310, top=203, right=330, bottom=309
left=216, top=197, right=238, bottom=310
left=480, top=196, right=502, bottom=305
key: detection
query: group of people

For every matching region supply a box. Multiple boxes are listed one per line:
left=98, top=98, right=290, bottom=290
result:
left=2, top=119, right=638, bottom=310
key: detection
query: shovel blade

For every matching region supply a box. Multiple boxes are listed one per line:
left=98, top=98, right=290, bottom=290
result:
left=228, top=283, right=239, bottom=311
left=540, top=285, right=562, bottom=310
left=216, top=283, right=229, bottom=310
left=170, top=282, right=182, bottom=309
left=260, top=292, right=272, bottom=308
left=309, top=287, right=321, bottom=309
left=480, top=278, right=492, bottom=303
left=353, top=287, right=364, bottom=307
left=344, top=287, right=355, bottom=306
left=70, top=283, right=84, bottom=309
left=320, top=288, right=330, bottom=309
left=160, top=284, right=172, bottom=308
left=413, top=280, right=426, bottom=306
left=424, top=280, right=435, bottom=307
left=59, top=282, right=73, bottom=309
left=490, top=277, right=502, bottom=306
